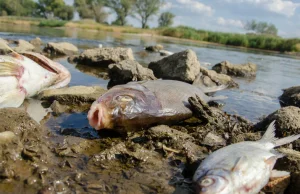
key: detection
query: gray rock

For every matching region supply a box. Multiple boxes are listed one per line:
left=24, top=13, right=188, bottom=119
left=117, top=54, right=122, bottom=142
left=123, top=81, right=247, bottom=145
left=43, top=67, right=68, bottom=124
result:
left=255, top=106, right=300, bottom=137
left=202, top=132, right=226, bottom=147
left=69, top=47, right=135, bottom=66
left=148, top=49, right=200, bottom=83
left=30, top=37, right=43, bottom=46
left=108, top=59, right=156, bottom=87
left=145, top=44, right=164, bottom=52
left=212, top=61, right=257, bottom=77
left=38, top=86, right=107, bottom=105
left=0, top=38, right=10, bottom=54
left=50, top=100, right=91, bottom=114
left=279, top=86, right=300, bottom=107
left=193, top=66, right=238, bottom=88
left=44, top=42, right=79, bottom=56
left=14, top=40, right=35, bottom=53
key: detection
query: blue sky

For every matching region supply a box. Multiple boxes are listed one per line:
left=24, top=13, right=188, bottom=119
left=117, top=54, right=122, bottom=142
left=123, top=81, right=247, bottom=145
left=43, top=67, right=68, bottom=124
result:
left=65, top=0, right=300, bottom=38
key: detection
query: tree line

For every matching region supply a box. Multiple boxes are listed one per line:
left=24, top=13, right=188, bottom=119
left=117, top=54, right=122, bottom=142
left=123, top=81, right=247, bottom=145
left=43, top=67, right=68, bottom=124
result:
left=0, top=0, right=278, bottom=36
left=0, top=0, right=175, bottom=28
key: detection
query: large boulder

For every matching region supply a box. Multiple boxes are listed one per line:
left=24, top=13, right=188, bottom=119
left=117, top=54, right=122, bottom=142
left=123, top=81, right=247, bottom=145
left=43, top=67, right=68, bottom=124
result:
left=255, top=106, right=300, bottom=137
left=14, top=39, right=35, bottom=53
left=108, top=59, right=156, bottom=87
left=193, top=66, right=238, bottom=88
left=38, top=86, right=106, bottom=105
left=44, top=42, right=79, bottom=56
left=148, top=49, right=200, bottom=83
left=212, top=61, right=257, bottom=77
left=0, top=38, right=10, bottom=54
left=279, top=86, right=300, bottom=107
left=69, top=47, right=135, bottom=66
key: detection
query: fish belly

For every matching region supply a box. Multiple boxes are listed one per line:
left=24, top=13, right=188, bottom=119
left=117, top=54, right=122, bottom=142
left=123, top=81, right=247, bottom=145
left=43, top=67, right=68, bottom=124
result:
left=0, top=76, right=26, bottom=108
left=19, top=57, right=57, bottom=97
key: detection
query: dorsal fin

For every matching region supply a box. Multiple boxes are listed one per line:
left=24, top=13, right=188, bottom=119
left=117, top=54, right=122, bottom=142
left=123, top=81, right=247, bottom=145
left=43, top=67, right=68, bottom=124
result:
left=260, top=120, right=278, bottom=143
left=259, top=120, right=300, bottom=147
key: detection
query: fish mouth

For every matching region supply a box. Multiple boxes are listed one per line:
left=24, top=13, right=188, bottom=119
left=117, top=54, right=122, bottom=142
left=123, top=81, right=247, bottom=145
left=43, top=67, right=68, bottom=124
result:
left=87, top=102, right=112, bottom=130
left=22, top=52, right=71, bottom=89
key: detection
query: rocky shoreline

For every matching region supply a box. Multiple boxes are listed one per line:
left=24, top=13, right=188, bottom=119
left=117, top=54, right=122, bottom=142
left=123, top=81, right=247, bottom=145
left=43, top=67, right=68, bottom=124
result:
left=0, top=38, right=300, bottom=193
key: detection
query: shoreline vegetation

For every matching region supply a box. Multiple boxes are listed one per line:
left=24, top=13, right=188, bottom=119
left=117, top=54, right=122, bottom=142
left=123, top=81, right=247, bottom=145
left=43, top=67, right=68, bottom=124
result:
left=0, top=16, right=300, bottom=55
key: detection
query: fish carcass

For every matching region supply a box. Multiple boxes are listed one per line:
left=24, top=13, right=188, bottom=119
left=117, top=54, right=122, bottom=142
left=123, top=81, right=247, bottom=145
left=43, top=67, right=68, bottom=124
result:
left=0, top=52, right=71, bottom=108
left=88, top=79, right=227, bottom=131
left=193, top=121, right=299, bottom=194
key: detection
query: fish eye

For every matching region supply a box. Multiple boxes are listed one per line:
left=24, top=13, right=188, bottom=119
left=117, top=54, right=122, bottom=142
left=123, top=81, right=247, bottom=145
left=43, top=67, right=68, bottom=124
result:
left=200, top=178, right=215, bottom=187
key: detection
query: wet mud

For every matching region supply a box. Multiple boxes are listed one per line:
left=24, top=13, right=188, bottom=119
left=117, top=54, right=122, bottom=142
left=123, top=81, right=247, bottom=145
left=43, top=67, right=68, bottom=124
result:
left=1, top=96, right=299, bottom=194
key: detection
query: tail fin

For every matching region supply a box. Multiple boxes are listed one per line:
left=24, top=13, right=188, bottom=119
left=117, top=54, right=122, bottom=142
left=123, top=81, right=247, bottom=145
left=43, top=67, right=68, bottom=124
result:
left=275, top=134, right=300, bottom=147
left=208, top=95, right=227, bottom=102
left=201, top=84, right=228, bottom=93
left=259, top=120, right=300, bottom=147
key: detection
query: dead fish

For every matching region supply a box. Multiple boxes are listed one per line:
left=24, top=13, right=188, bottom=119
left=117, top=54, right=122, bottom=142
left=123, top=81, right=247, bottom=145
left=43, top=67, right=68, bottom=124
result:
left=0, top=49, right=71, bottom=108
left=193, top=121, right=300, bottom=194
left=88, top=79, right=227, bottom=130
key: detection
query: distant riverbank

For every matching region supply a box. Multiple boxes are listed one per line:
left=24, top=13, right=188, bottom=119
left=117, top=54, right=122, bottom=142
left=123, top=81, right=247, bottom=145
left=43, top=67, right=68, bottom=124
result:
left=0, top=16, right=299, bottom=55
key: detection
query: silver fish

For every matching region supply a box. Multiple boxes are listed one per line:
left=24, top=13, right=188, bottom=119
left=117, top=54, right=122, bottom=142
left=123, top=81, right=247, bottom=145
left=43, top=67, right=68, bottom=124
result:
left=193, top=121, right=300, bottom=194
left=0, top=52, right=71, bottom=108
left=88, top=79, right=227, bottom=130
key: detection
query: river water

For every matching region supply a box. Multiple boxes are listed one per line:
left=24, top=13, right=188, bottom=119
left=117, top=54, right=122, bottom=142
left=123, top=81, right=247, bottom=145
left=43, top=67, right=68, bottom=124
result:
left=1, top=23, right=300, bottom=123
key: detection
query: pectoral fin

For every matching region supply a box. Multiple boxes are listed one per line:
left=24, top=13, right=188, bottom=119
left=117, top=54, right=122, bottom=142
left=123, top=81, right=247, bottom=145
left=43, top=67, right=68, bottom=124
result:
left=0, top=61, right=23, bottom=77
left=0, top=88, right=26, bottom=108
left=270, top=170, right=290, bottom=179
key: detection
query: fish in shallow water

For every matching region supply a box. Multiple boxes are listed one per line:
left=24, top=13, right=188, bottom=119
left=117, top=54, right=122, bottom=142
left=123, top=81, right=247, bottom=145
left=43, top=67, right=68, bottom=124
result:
left=0, top=51, right=71, bottom=108
left=193, top=121, right=300, bottom=194
left=88, top=79, right=226, bottom=130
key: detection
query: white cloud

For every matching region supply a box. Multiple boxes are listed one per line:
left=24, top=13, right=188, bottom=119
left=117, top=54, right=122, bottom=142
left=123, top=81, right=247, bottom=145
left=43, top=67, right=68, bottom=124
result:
left=162, top=2, right=173, bottom=10
left=217, top=17, right=244, bottom=28
left=176, top=0, right=214, bottom=16
left=222, top=0, right=300, bottom=17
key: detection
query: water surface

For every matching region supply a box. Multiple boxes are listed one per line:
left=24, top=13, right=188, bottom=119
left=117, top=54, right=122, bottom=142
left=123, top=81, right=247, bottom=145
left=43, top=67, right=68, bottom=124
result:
left=1, top=23, right=300, bottom=123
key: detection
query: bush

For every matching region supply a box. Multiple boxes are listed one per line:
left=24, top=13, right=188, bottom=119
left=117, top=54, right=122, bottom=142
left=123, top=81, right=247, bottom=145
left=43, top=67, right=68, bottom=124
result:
left=38, top=20, right=67, bottom=27
left=159, top=26, right=300, bottom=52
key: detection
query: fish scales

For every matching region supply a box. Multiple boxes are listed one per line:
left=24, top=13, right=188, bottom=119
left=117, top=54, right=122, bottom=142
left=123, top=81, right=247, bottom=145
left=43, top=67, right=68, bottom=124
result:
left=140, top=80, right=210, bottom=113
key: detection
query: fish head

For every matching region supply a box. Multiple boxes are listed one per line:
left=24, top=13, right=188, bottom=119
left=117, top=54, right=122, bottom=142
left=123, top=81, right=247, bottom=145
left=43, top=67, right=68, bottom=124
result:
left=196, top=175, right=231, bottom=194
left=88, top=84, right=161, bottom=130
left=21, top=52, right=71, bottom=89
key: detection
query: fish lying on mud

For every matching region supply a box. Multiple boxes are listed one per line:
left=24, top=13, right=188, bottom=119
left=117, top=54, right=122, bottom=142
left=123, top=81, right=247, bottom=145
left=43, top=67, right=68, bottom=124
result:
left=193, top=121, right=300, bottom=194
left=0, top=51, right=71, bottom=108
left=88, top=79, right=227, bottom=131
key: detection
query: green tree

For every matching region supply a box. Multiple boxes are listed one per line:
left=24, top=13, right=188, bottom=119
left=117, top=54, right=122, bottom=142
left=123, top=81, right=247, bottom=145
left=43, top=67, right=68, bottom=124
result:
left=37, top=0, right=74, bottom=20
left=105, top=0, right=135, bottom=26
left=245, top=20, right=278, bottom=36
left=0, top=0, right=37, bottom=16
left=74, top=0, right=108, bottom=23
left=133, top=0, right=163, bottom=28
left=74, top=0, right=94, bottom=19
left=158, top=12, right=174, bottom=27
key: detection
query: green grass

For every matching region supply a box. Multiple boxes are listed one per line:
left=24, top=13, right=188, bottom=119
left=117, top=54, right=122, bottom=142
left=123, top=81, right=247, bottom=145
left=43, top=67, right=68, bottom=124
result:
left=159, top=26, right=300, bottom=52
left=1, top=16, right=299, bottom=53
left=38, top=20, right=67, bottom=27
